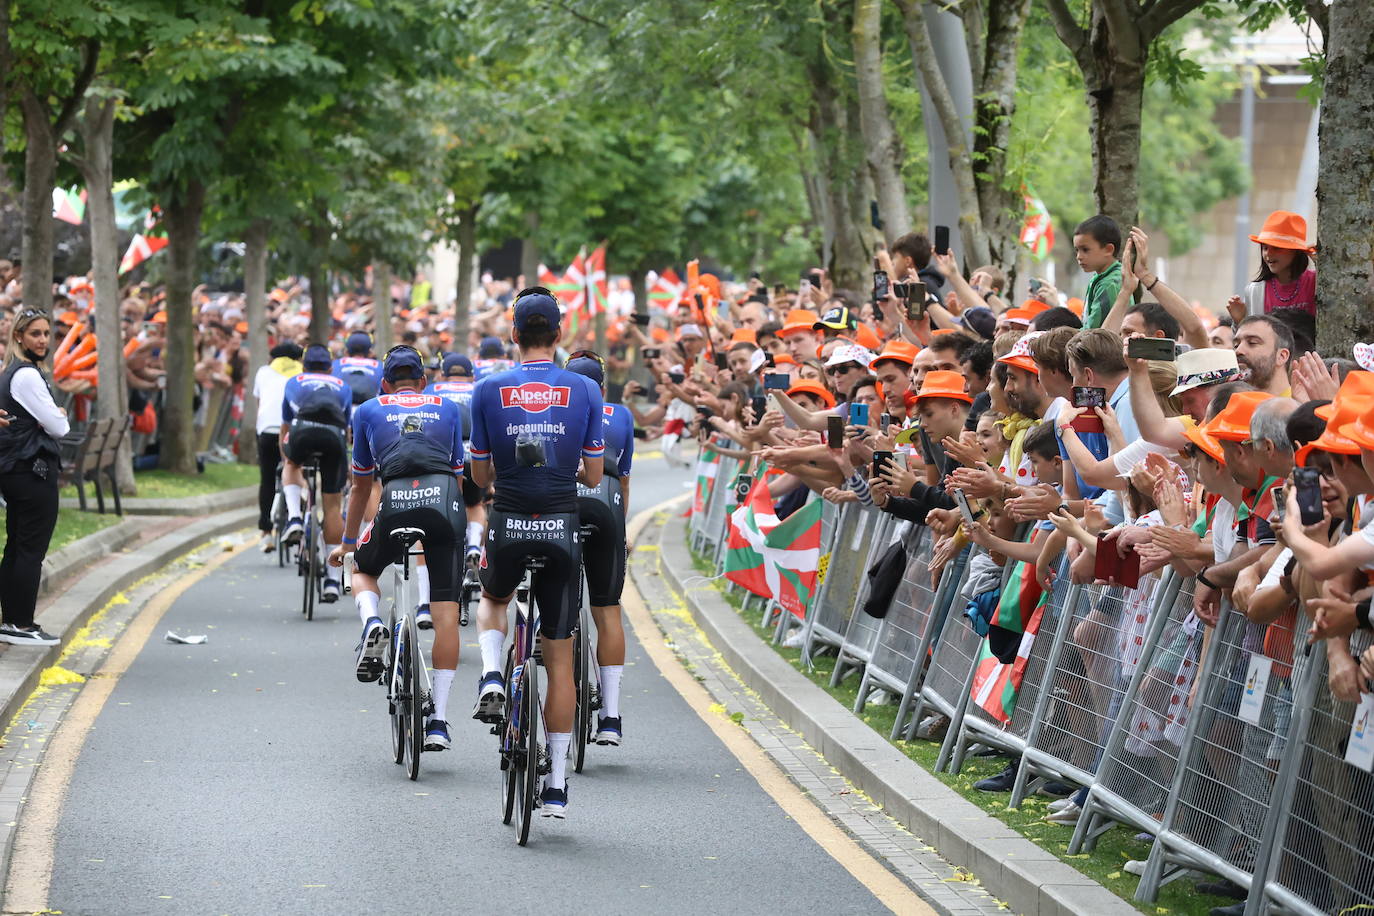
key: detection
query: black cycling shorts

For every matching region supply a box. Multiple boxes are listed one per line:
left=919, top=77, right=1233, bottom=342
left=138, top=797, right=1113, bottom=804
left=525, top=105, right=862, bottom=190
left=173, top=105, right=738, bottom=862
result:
left=578, top=478, right=626, bottom=607
left=479, top=510, right=581, bottom=640
left=285, top=420, right=348, bottom=494
left=462, top=462, right=488, bottom=508
left=354, top=473, right=464, bottom=602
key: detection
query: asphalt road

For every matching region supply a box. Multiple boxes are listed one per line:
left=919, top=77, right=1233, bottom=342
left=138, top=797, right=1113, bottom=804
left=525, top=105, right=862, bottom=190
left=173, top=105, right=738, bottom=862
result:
left=44, top=452, right=892, bottom=915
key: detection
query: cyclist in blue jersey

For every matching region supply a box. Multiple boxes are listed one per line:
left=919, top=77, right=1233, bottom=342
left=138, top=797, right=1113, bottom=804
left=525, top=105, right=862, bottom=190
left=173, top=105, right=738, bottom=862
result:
left=428, top=353, right=487, bottom=567
left=333, top=331, right=384, bottom=405
left=473, top=336, right=514, bottom=380
left=565, top=353, right=635, bottom=747
left=468, top=289, right=605, bottom=818
left=281, top=344, right=353, bottom=602
left=328, top=346, right=466, bottom=752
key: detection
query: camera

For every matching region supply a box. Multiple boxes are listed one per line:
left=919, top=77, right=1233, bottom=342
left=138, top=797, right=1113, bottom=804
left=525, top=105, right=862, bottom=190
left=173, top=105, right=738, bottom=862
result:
left=733, top=473, right=754, bottom=504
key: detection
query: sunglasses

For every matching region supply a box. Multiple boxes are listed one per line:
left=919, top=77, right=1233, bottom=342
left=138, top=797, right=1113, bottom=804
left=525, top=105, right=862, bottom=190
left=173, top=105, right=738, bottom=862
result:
left=17, top=308, right=48, bottom=321
left=826, top=363, right=861, bottom=376
left=567, top=348, right=605, bottom=367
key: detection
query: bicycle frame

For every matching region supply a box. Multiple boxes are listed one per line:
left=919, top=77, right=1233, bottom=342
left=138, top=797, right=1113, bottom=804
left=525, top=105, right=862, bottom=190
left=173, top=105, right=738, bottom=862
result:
left=387, top=540, right=432, bottom=704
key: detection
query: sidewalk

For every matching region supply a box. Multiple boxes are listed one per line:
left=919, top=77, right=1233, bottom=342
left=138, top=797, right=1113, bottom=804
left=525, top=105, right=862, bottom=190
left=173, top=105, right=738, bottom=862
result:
left=634, top=507, right=1136, bottom=916
left=58, top=485, right=256, bottom=516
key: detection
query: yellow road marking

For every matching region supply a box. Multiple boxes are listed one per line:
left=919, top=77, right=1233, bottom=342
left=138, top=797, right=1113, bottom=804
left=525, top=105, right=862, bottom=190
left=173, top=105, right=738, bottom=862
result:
left=4, top=539, right=252, bottom=915
left=624, top=498, right=932, bottom=916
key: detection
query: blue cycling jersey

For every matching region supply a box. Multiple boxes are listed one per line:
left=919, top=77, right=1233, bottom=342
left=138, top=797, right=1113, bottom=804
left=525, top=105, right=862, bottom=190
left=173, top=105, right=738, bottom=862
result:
left=473, top=357, right=515, bottom=380
left=601, top=402, right=635, bottom=478
left=333, top=356, right=383, bottom=401
left=281, top=373, right=352, bottom=425
left=351, top=392, right=464, bottom=479
left=428, top=379, right=475, bottom=441
left=468, top=359, right=605, bottom=513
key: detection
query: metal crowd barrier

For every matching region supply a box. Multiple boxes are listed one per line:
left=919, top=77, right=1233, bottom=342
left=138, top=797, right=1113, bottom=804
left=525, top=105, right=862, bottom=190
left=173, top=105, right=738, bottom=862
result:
left=696, top=454, right=740, bottom=568
left=800, top=502, right=879, bottom=666
left=830, top=516, right=906, bottom=687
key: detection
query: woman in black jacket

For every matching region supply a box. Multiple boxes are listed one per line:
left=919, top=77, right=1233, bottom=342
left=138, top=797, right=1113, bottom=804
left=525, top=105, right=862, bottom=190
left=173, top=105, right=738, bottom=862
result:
left=0, top=309, right=69, bottom=645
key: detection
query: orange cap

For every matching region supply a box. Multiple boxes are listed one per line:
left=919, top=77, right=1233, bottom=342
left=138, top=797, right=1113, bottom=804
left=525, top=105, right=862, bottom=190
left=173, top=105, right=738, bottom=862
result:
left=1249, top=210, right=1313, bottom=254
left=772, top=353, right=797, bottom=367
left=779, top=309, right=820, bottom=338
left=996, top=330, right=1042, bottom=375
left=915, top=370, right=972, bottom=404
left=59, top=310, right=79, bottom=324
left=1182, top=419, right=1225, bottom=464
left=651, top=326, right=670, bottom=343
left=234, top=321, right=248, bottom=334
left=152, top=311, right=167, bottom=323
left=852, top=322, right=883, bottom=351
left=1065, top=297, right=1085, bottom=317
left=269, top=288, right=289, bottom=303
left=786, top=379, right=836, bottom=410
left=1207, top=390, right=1275, bottom=442
left=1297, top=371, right=1374, bottom=463
left=699, top=273, right=721, bottom=298
left=730, top=328, right=757, bottom=345
left=869, top=339, right=918, bottom=369
left=931, top=327, right=960, bottom=337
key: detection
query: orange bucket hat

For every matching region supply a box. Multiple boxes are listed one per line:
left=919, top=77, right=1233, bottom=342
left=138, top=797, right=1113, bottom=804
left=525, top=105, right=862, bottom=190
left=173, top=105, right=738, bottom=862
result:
left=1298, top=371, right=1374, bottom=463
left=786, top=379, right=836, bottom=409
left=1249, top=210, right=1314, bottom=254
left=779, top=308, right=820, bottom=338
left=1207, top=390, right=1274, bottom=443
left=915, top=370, right=972, bottom=404
left=1183, top=420, right=1225, bottom=464
left=852, top=322, right=883, bottom=351
left=730, top=327, right=757, bottom=345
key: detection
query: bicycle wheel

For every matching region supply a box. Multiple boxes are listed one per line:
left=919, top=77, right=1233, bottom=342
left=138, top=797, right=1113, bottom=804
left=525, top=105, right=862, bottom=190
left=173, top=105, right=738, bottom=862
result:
left=406, top=615, right=424, bottom=781
left=390, top=620, right=406, bottom=766
left=517, top=660, right=541, bottom=846
left=500, top=644, right=518, bottom=825
left=302, top=524, right=316, bottom=621
left=573, top=620, right=591, bottom=774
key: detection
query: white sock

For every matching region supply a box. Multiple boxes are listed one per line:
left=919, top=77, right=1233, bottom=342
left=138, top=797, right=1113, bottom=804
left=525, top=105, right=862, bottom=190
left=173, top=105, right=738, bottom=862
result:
left=283, top=483, right=302, bottom=519
left=478, top=629, right=505, bottom=674
left=432, top=668, right=455, bottom=722
left=547, top=732, right=571, bottom=790
left=416, top=565, right=430, bottom=607
left=466, top=521, right=483, bottom=549
left=356, top=589, right=379, bottom=625
left=325, top=546, right=340, bottom=579
left=599, top=665, right=624, bottom=719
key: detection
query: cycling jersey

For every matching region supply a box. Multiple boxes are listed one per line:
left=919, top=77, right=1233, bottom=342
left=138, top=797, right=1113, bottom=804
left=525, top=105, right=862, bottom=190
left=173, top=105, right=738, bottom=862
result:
left=333, top=356, right=383, bottom=405
left=468, top=360, right=605, bottom=514
left=281, top=373, right=352, bottom=427
left=427, top=379, right=475, bottom=441
left=473, top=357, right=515, bottom=380
left=577, top=475, right=626, bottom=607
left=350, top=392, right=464, bottom=482
left=600, top=402, right=635, bottom=479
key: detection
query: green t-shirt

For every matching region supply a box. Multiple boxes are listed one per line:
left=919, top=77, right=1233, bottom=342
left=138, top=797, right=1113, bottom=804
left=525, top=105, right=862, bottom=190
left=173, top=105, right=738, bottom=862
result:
left=1081, top=261, right=1122, bottom=330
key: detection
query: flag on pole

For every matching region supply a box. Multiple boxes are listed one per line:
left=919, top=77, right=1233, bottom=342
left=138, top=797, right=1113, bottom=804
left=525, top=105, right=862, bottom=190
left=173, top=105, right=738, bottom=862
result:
left=119, top=232, right=170, bottom=275
left=970, top=605, right=1044, bottom=723
left=724, top=471, right=779, bottom=599
left=692, top=449, right=723, bottom=516
left=584, top=244, right=609, bottom=315
left=1020, top=186, right=1054, bottom=261
left=764, top=497, right=822, bottom=618
left=993, top=534, right=1048, bottom=634
left=52, top=187, right=87, bottom=225
left=648, top=268, right=685, bottom=311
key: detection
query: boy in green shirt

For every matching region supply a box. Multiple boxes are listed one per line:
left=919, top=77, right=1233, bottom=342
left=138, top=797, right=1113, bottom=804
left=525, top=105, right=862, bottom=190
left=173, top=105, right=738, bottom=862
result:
left=1074, top=215, right=1123, bottom=329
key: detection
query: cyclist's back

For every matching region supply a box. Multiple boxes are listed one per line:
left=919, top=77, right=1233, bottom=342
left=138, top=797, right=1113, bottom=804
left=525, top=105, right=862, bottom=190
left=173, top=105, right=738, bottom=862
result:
left=333, top=331, right=383, bottom=405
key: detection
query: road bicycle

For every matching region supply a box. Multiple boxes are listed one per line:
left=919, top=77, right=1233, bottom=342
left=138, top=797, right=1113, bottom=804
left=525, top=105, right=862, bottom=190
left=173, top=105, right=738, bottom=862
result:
left=270, top=463, right=289, bottom=568
left=382, top=527, right=432, bottom=781
left=294, top=461, right=323, bottom=621
left=496, top=557, right=548, bottom=846
left=572, top=525, right=601, bottom=774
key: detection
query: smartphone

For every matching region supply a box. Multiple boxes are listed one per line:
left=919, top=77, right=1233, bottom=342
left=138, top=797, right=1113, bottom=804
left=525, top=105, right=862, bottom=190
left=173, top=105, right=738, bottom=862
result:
left=934, top=225, right=950, bottom=256
left=643, top=347, right=661, bottom=361
left=1028, top=278, right=1044, bottom=295
left=873, top=270, right=890, bottom=302
left=1126, top=336, right=1177, bottom=361
left=750, top=394, right=767, bottom=424
left=827, top=414, right=845, bottom=449
left=849, top=402, right=870, bottom=427
left=1292, top=467, right=1324, bottom=526
left=953, top=487, right=978, bottom=528
left=1273, top=485, right=1287, bottom=524
left=732, top=473, right=753, bottom=505
left=1072, top=386, right=1107, bottom=408
left=714, top=352, right=729, bottom=371
left=631, top=312, right=651, bottom=327
left=880, top=413, right=892, bottom=433
left=905, top=290, right=927, bottom=321
left=668, top=371, right=685, bottom=384
left=798, top=277, right=812, bottom=300
left=872, top=450, right=893, bottom=479
left=764, top=372, right=790, bottom=390
left=696, top=405, right=714, bottom=419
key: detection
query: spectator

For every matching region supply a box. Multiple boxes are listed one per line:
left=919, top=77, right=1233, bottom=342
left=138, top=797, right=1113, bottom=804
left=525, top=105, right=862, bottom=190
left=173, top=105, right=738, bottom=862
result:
left=1227, top=210, right=1317, bottom=322
left=1073, top=215, right=1123, bottom=329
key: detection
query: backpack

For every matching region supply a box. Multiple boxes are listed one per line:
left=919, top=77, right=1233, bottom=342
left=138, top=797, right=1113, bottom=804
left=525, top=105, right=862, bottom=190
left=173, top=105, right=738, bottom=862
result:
left=295, top=384, right=347, bottom=427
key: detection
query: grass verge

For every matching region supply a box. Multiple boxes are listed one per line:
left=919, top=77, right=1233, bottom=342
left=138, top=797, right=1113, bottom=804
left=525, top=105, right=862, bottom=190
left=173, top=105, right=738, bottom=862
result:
left=61, top=461, right=257, bottom=501
left=686, top=544, right=1233, bottom=916
left=0, top=508, right=119, bottom=555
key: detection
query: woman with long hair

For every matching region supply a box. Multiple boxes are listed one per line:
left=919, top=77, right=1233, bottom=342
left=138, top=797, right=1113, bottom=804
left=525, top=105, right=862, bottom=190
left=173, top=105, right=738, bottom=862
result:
left=0, top=308, right=69, bottom=645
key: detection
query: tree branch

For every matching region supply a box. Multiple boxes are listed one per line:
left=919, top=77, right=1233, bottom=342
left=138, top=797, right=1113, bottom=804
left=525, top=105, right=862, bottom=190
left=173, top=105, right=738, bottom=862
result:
left=1139, top=0, right=1205, bottom=44
left=1041, top=0, right=1090, bottom=68
left=542, top=0, right=611, bottom=30
left=52, top=38, right=100, bottom=139
left=1099, top=0, right=1143, bottom=61
left=1301, top=0, right=1328, bottom=44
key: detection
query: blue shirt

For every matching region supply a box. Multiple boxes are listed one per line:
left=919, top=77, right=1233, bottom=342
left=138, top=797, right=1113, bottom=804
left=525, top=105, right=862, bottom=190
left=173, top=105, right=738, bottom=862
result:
left=428, top=379, right=475, bottom=441
left=473, top=357, right=515, bottom=380
left=602, top=402, right=635, bottom=478
left=332, top=356, right=383, bottom=401
left=281, top=373, right=352, bottom=425
left=469, top=359, right=605, bottom=513
left=350, top=392, right=464, bottom=478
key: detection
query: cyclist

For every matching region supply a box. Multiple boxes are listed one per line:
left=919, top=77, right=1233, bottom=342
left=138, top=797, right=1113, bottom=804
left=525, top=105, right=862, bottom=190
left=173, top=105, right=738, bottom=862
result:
left=281, top=344, right=352, bottom=602
left=329, top=346, right=466, bottom=752
left=333, top=331, right=384, bottom=405
left=428, top=353, right=486, bottom=567
left=468, top=289, right=605, bottom=818
left=565, top=353, right=634, bottom=747
left=473, top=336, right=514, bottom=379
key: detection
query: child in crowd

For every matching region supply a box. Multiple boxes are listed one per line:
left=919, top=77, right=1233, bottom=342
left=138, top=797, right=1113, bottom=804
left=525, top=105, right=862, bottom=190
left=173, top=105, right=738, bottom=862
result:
left=1073, top=215, right=1123, bottom=330
left=1227, top=210, right=1317, bottom=321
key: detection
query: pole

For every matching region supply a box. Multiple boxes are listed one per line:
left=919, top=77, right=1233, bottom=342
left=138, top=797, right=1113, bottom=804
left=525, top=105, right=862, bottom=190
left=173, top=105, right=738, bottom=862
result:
left=919, top=4, right=974, bottom=267
left=1233, top=38, right=1255, bottom=303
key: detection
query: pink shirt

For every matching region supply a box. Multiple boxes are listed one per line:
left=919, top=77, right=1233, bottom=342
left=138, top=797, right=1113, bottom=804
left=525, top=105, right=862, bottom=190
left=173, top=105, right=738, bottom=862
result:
left=1263, top=269, right=1316, bottom=315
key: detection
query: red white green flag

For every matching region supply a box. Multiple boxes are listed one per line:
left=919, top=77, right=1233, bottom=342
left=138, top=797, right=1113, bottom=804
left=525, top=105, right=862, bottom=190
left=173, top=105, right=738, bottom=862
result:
left=52, top=186, right=87, bottom=225
left=971, top=604, right=1044, bottom=723
left=993, top=531, right=1047, bottom=634
left=692, top=449, right=723, bottom=516
left=724, top=471, right=778, bottom=599
left=1020, top=185, right=1054, bottom=262
left=584, top=244, right=609, bottom=315
left=648, top=268, right=685, bottom=312
left=765, top=497, right=822, bottom=619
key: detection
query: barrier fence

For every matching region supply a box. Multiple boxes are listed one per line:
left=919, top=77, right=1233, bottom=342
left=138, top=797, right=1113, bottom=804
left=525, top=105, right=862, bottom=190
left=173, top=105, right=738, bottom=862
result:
left=684, top=465, right=1374, bottom=915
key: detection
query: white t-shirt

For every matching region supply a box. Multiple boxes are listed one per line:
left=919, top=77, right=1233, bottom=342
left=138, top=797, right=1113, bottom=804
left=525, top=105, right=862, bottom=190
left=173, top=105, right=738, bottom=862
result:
left=252, top=365, right=290, bottom=434
left=1212, top=499, right=1239, bottom=563
left=10, top=365, right=70, bottom=438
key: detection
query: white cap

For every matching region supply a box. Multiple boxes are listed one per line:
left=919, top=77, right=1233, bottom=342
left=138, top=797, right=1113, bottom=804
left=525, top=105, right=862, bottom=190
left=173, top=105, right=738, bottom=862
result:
left=824, top=342, right=876, bottom=368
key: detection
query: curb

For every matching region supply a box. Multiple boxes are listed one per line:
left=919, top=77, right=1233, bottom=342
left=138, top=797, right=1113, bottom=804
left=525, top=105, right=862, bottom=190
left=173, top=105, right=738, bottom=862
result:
left=58, top=486, right=257, bottom=516
left=0, top=508, right=257, bottom=735
left=644, top=513, right=1136, bottom=916
left=39, top=517, right=147, bottom=597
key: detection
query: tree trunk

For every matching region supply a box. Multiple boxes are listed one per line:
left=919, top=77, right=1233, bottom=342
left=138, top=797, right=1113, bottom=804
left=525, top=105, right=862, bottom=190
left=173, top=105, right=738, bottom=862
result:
left=1083, top=15, right=1145, bottom=233
left=77, top=97, right=135, bottom=492
left=630, top=267, right=648, bottom=319
left=372, top=261, right=393, bottom=353
left=852, top=0, right=910, bottom=241
left=238, top=218, right=270, bottom=465
left=454, top=202, right=478, bottom=352
left=800, top=124, right=835, bottom=269
left=308, top=202, right=331, bottom=343
left=974, top=0, right=1034, bottom=270
left=19, top=91, right=56, bottom=312
left=1314, top=0, right=1374, bottom=355
left=159, top=182, right=206, bottom=475
left=519, top=211, right=539, bottom=286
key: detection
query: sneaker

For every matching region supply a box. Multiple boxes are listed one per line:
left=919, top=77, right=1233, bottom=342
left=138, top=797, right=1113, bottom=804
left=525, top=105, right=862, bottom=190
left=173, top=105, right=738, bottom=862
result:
left=354, top=617, right=389, bottom=682
left=472, top=670, right=506, bottom=723
left=1045, top=801, right=1082, bottom=825
left=594, top=715, right=623, bottom=746
left=415, top=604, right=432, bottom=630
left=539, top=783, right=568, bottom=818
left=973, top=761, right=1018, bottom=792
left=283, top=517, right=304, bottom=545
left=1047, top=796, right=1077, bottom=813
left=914, top=713, right=950, bottom=741
left=423, top=719, right=451, bottom=751
left=259, top=532, right=275, bottom=553
left=0, top=623, right=59, bottom=646
left=321, top=579, right=340, bottom=604
left=1037, top=780, right=1076, bottom=798
left=1197, top=878, right=1246, bottom=901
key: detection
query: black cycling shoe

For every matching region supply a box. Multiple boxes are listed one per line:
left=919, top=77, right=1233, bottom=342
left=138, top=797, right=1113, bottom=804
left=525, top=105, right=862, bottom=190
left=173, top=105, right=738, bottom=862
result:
left=539, top=783, right=568, bottom=818
left=472, top=670, right=506, bottom=723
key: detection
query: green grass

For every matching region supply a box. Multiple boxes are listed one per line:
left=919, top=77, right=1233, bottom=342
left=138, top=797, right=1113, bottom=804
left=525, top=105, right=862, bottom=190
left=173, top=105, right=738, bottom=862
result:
left=686, top=545, right=1232, bottom=916
left=0, top=507, right=120, bottom=555
left=60, top=461, right=257, bottom=501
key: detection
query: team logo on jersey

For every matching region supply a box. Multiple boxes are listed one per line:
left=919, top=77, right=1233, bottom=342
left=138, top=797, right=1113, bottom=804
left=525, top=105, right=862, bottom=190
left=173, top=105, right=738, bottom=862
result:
left=379, top=393, right=442, bottom=408
left=602, top=405, right=615, bottom=417
left=500, top=383, right=571, bottom=413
